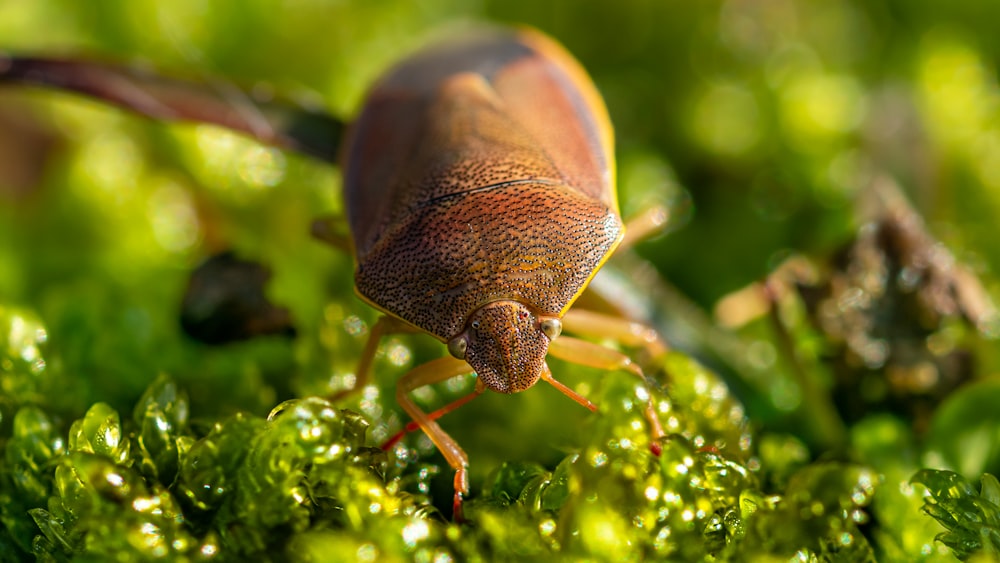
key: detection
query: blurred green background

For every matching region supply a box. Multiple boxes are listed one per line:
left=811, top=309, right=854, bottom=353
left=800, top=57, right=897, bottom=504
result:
left=3, top=0, right=1000, bottom=560
left=5, top=0, right=1000, bottom=307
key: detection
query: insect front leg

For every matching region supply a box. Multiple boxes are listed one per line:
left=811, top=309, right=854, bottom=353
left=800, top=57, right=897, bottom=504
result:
left=561, top=308, right=670, bottom=364
left=547, top=317, right=667, bottom=448
left=393, top=356, right=480, bottom=521
left=332, top=315, right=418, bottom=401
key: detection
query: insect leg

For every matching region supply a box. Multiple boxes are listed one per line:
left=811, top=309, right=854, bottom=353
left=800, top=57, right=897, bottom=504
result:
left=332, top=315, right=417, bottom=401
left=381, top=378, right=486, bottom=450
left=561, top=308, right=669, bottom=362
left=619, top=205, right=669, bottom=251
left=310, top=214, right=353, bottom=253
left=548, top=335, right=666, bottom=445
left=394, top=356, right=479, bottom=520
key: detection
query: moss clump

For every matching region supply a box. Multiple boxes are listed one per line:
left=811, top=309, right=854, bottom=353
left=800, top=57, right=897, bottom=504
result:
left=911, top=470, right=1000, bottom=561
left=2, top=324, right=889, bottom=560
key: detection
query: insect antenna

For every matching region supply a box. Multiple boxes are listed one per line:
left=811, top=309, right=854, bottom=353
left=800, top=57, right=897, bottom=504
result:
left=539, top=363, right=598, bottom=412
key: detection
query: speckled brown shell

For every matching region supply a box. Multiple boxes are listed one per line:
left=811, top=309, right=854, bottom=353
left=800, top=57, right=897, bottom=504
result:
left=342, top=28, right=621, bottom=340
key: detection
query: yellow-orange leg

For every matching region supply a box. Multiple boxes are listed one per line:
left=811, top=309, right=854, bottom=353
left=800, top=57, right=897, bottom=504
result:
left=562, top=308, right=669, bottom=361
left=337, top=315, right=482, bottom=518
left=549, top=311, right=667, bottom=450
left=381, top=378, right=486, bottom=450
left=619, top=205, right=669, bottom=250
left=331, top=315, right=418, bottom=401
left=393, top=356, right=479, bottom=520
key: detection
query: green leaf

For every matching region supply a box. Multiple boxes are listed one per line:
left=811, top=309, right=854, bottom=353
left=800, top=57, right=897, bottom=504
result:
left=67, top=403, right=130, bottom=465
left=132, top=373, right=189, bottom=485
left=911, top=469, right=1000, bottom=560
left=926, top=378, right=1000, bottom=478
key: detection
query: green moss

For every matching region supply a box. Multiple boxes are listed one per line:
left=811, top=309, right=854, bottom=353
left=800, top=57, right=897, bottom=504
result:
left=0, top=326, right=888, bottom=560
left=0, top=272, right=980, bottom=560
left=911, top=470, right=1000, bottom=561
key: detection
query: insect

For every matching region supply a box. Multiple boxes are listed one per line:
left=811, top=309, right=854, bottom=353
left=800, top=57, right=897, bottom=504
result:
left=337, top=28, right=668, bottom=518
left=1, top=27, right=667, bottom=519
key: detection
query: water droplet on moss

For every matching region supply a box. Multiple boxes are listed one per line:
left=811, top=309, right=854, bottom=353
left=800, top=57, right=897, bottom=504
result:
left=402, top=519, right=430, bottom=547
left=589, top=450, right=608, bottom=468
left=356, top=543, right=377, bottom=562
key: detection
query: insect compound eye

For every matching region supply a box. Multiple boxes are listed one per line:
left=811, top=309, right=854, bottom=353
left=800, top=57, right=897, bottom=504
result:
left=540, top=318, right=562, bottom=340
left=447, top=335, right=468, bottom=359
